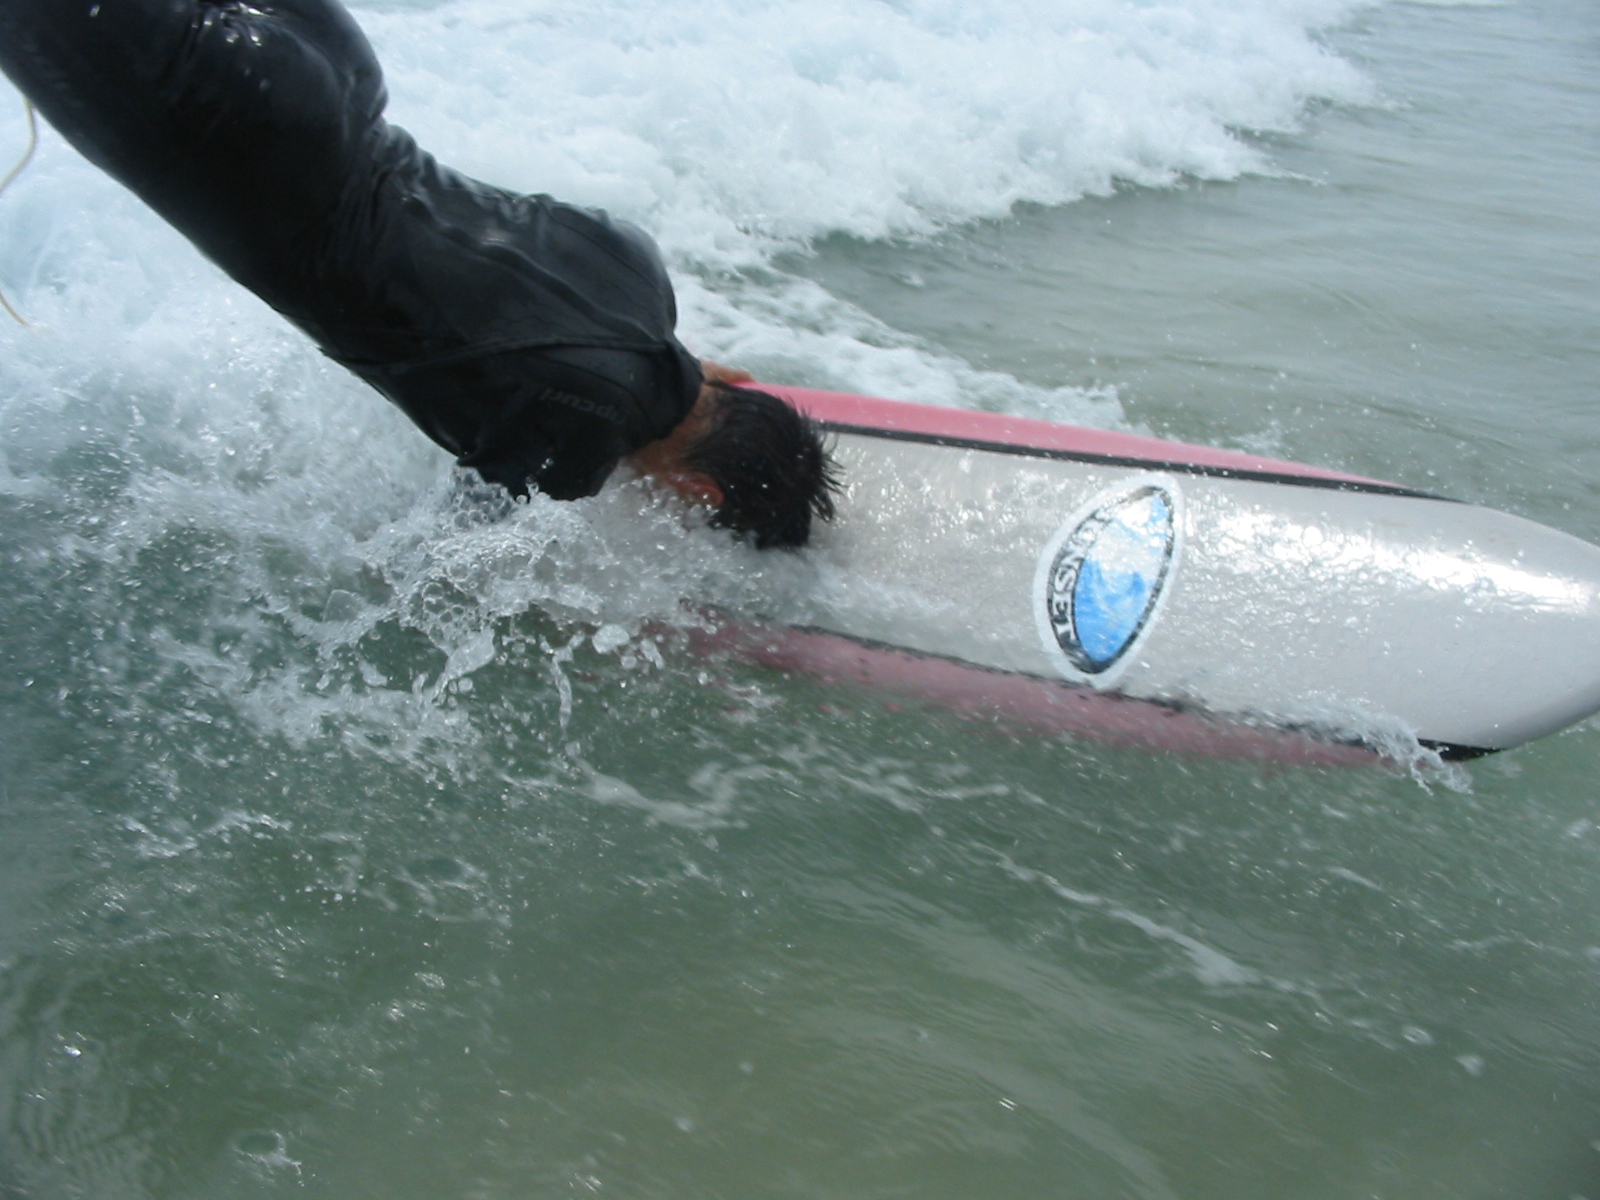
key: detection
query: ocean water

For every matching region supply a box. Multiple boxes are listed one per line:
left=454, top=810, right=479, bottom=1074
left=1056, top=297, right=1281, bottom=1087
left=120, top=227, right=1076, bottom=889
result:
left=1, top=0, right=1599, bottom=1194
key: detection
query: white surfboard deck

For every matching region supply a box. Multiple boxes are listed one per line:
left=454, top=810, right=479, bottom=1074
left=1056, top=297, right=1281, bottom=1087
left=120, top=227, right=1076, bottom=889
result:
left=702, top=385, right=1600, bottom=760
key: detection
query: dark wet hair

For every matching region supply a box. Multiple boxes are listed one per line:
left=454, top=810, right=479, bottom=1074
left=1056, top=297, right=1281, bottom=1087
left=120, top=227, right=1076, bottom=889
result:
left=684, top=383, right=841, bottom=549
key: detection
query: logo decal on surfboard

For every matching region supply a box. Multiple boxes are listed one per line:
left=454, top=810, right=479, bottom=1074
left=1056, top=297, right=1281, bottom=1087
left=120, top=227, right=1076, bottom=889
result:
left=1034, top=475, right=1182, bottom=686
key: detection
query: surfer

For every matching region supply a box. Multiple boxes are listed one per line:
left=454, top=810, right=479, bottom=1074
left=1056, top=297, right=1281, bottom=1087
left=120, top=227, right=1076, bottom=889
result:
left=0, top=0, right=838, bottom=548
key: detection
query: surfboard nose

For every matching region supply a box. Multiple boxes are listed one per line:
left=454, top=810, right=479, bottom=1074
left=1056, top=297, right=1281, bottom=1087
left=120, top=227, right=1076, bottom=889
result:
left=1133, top=485, right=1600, bottom=754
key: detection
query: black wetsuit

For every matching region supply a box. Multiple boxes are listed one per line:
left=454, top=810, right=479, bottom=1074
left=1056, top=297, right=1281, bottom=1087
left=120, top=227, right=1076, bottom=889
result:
left=0, top=0, right=702, bottom=499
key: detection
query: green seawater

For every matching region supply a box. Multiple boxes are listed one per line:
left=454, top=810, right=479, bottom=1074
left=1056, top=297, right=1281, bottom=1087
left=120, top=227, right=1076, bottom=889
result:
left=2, top=0, right=1599, bottom=1196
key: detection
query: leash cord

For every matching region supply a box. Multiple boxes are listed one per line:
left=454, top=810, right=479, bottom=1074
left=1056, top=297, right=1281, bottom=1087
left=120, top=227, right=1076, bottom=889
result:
left=0, top=98, right=38, bottom=327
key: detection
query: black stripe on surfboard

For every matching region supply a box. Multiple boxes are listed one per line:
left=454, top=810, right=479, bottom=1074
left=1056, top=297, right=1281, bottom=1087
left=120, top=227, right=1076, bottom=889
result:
left=1419, top=739, right=1496, bottom=762
left=817, top=421, right=1458, bottom=502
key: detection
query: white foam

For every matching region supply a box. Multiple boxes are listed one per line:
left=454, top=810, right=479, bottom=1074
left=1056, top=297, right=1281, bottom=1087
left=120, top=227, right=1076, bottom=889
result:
left=356, top=0, right=1374, bottom=406
left=363, top=0, right=1372, bottom=253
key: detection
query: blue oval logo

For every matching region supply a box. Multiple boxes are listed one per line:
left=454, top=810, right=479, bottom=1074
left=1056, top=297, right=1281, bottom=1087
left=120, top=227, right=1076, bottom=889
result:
left=1041, top=485, right=1176, bottom=675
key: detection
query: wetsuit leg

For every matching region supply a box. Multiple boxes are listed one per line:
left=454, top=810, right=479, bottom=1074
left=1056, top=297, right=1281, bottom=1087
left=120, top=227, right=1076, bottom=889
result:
left=0, top=0, right=387, bottom=279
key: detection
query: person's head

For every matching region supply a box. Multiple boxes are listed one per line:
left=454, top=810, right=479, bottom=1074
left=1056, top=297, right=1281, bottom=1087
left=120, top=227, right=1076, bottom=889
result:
left=631, top=382, right=840, bottom=549
left=685, top=382, right=840, bottom=549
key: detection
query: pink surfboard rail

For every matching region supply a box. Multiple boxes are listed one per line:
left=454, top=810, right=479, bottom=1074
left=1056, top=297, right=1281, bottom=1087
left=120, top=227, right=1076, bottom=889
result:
left=759, top=383, right=1410, bottom=492
left=676, top=618, right=1379, bottom=768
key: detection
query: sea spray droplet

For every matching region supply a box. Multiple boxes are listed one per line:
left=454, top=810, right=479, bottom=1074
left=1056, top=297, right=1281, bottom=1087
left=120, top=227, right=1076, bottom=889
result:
left=408, top=856, right=469, bottom=884
left=234, top=1130, right=299, bottom=1173
left=235, top=1131, right=283, bottom=1156
left=592, top=623, right=631, bottom=654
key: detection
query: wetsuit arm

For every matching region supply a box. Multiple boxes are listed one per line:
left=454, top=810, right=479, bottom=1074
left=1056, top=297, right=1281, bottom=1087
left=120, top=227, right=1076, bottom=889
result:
left=0, top=0, right=703, bottom=503
left=0, top=0, right=386, bottom=300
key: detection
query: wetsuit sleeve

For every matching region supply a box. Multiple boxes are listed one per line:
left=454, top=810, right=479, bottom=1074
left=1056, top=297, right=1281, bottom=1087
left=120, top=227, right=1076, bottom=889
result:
left=0, top=0, right=703, bottom=503
left=0, top=0, right=385, bottom=299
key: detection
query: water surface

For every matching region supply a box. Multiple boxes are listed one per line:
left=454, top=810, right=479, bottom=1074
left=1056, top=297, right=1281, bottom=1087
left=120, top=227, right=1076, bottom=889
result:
left=2, top=0, right=1599, bottom=1195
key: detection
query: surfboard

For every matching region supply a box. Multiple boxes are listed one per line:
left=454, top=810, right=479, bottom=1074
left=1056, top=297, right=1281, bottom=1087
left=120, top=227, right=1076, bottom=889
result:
left=699, top=384, right=1600, bottom=762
